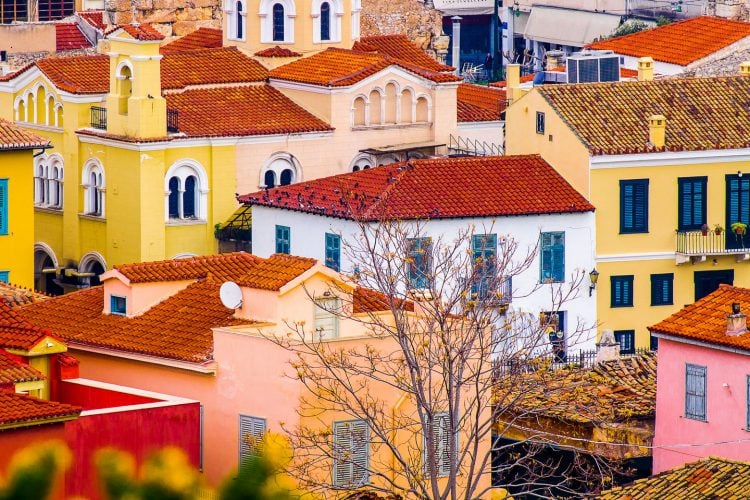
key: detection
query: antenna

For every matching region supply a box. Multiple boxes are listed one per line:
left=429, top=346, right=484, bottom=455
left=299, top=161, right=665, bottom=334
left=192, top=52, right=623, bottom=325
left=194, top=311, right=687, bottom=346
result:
left=219, top=282, right=243, bottom=309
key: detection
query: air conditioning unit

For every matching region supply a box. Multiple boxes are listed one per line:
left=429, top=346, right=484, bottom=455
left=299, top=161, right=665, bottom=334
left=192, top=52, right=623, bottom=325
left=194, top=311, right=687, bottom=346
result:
left=566, top=50, right=620, bottom=84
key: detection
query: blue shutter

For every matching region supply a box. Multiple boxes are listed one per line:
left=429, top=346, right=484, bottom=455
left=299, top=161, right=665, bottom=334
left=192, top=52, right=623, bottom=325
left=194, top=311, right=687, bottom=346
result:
left=472, top=234, right=496, bottom=297
left=0, top=179, right=7, bottom=236
left=552, top=233, right=564, bottom=282
left=678, top=177, right=707, bottom=230
left=407, top=238, right=431, bottom=289
left=540, top=232, right=564, bottom=282
left=0, top=271, right=9, bottom=284
left=614, top=330, right=634, bottom=354
left=540, top=233, right=552, bottom=281
left=325, top=233, right=341, bottom=271
left=276, top=225, right=290, bottom=254
left=621, top=180, right=649, bottom=233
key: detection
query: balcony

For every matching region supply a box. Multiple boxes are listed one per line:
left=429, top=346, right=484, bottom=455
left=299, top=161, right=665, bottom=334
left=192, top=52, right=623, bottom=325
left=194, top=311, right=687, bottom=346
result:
left=90, top=106, right=106, bottom=130
left=167, top=108, right=179, bottom=133
left=676, top=229, right=750, bottom=264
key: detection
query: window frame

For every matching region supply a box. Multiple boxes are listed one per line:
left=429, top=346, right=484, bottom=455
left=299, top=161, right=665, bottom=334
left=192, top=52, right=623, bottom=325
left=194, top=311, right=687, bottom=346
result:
left=650, top=273, right=674, bottom=306
left=539, top=231, right=565, bottom=283
left=0, top=271, right=9, bottom=284
left=620, top=179, right=649, bottom=234
left=610, top=275, right=634, bottom=308
left=238, top=414, right=267, bottom=468
left=406, top=237, right=432, bottom=290
left=685, top=363, right=707, bottom=421
left=332, top=419, right=370, bottom=488
left=423, top=412, right=453, bottom=478
left=110, top=295, right=127, bottom=316
left=272, top=3, right=285, bottom=41
left=677, top=176, right=707, bottom=231
left=471, top=233, right=497, bottom=298
left=325, top=232, right=341, bottom=271
left=613, top=329, right=635, bottom=355
left=275, top=225, right=291, bottom=254
left=535, top=111, right=545, bottom=135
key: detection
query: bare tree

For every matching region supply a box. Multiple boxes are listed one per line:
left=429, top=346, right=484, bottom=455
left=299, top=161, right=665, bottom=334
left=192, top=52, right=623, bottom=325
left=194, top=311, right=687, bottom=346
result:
left=262, top=216, right=615, bottom=499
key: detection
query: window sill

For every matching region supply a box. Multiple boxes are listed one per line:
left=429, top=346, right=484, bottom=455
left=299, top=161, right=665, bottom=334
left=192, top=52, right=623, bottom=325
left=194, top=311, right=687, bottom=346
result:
left=35, top=206, right=63, bottom=215
left=683, top=416, right=707, bottom=423
left=78, top=213, right=106, bottom=222
left=619, top=230, right=649, bottom=235
left=166, top=218, right=207, bottom=226
left=352, top=122, right=431, bottom=131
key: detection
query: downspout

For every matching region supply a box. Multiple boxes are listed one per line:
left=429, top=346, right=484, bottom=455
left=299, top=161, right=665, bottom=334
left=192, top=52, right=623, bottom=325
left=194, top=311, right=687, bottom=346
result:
left=391, top=393, right=409, bottom=484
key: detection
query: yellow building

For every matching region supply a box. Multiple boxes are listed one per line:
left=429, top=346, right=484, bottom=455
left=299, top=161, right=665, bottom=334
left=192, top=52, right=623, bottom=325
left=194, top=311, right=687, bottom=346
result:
left=505, top=60, right=750, bottom=349
left=0, top=119, right=50, bottom=288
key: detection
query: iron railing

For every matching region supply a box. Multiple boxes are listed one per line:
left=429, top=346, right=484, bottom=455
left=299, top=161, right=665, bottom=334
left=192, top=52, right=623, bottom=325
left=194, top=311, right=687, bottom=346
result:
left=167, top=108, right=179, bottom=133
left=493, top=347, right=654, bottom=377
left=676, top=229, right=749, bottom=256
left=448, top=134, right=503, bottom=157
left=90, top=106, right=106, bottom=130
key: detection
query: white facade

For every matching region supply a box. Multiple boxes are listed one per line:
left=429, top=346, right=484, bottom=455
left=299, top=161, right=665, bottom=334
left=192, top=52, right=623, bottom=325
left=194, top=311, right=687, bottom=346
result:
left=251, top=205, right=598, bottom=352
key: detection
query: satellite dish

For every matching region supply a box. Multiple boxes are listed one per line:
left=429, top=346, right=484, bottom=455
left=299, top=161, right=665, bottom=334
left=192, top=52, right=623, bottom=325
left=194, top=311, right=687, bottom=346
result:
left=219, top=281, right=243, bottom=309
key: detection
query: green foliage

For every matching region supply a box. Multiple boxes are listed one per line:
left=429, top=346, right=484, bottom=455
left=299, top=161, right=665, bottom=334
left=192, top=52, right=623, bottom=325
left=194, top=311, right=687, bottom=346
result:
left=610, top=20, right=649, bottom=38
left=0, top=441, right=70, bottom=500
left=655, top=16, right=673, bottom=27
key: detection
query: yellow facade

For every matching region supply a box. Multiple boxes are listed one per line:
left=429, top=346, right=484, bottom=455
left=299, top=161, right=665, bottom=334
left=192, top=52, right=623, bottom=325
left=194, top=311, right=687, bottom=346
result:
left=0, top=149, right=37, bottom=288
left=506, top=88, right=750, bottom=348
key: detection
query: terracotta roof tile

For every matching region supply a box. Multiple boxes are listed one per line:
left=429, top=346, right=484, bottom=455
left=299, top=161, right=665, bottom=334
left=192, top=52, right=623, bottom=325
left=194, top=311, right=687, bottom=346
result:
left=0, top=282, right=48, bottom=308
left=240, top=155, right=594, bottom=220
left=165, top=85, right=332, bottom=137
left=119, top=23, right=164, bottom=41
left=537, top=75, right=750, bottom=155
left=352, top=287, right=414, bottom=314
left=55, top=23, right=92, bottom=51
left=235, top=254, right=316, bottom=290
left=0, top=118, right=50, bottom=150
left=270, top=47, right=461, bottom=87
left=497, top=352, right=657, bottom=425
left=649, top=284, right=750, bottom=353
left=457, top=83, right=505, bottom=122
left=588, top=16, right=750, bottom=66
left=599, top=457, right=750, bottom=499
left=161, top=47, right=268, bottom=90
left=115, top=252, right=262, bottom=283
left=36, top=54, right=109, bottom=94
left=254, top=46, right=302, bottom=57
left=0, top=350, right=45, bottom=385
left=0, top=392, right=80, bottom=427
left=0, top=301, right=56, bottom=351
left=353, top=34, right=454, bottom=72
left=78, top=11, right=106, bottom=30
left=160, top=28, right=223, bottom=54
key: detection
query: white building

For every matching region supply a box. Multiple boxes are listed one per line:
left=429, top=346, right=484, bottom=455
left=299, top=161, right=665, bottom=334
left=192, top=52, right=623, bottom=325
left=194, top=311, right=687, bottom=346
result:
left=240, top=155, right=599, bottom=353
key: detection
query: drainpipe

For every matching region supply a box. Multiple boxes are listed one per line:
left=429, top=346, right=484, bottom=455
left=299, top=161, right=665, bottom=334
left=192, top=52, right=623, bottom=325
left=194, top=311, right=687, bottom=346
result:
left=451, top=16, right=462, bottom=75
left=391, top=393, right=409, bottom=484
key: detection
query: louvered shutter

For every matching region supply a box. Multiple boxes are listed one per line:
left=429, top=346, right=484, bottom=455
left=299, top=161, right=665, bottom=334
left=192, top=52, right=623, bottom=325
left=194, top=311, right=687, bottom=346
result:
left=692, top=180, right=704, bottom=226
left=679, top=180, right=691, bottom=229
left=685, top=364, right=706, bottom=420
left=325, top=233, right=340, bottom=271
left=540, top=233, right=552, bottom=281
left=551, top=233, right=564, bottom=282
left=238, top=415, right=266, bottom=469
left=472, top=234, right=497, bottom=297
left=314, top=297, right=339, bottom=340
left=333, top=420, right=369, bottom=487
left=633, top=181, right=648, bottom=231
left=661, top=278, right=670, bottom=304
left=613, top=278, right=622, bottom=306
left=423, top=412, right=453, bottom=478
left=0, top=271, right=8, bottom=284
left=407, top=238, right=431, bottom=289
left=350, top=420, right=369, bottom=486
left=0, top=179, right=7, bottom=235
left=621, top=183, right=634, bottom=231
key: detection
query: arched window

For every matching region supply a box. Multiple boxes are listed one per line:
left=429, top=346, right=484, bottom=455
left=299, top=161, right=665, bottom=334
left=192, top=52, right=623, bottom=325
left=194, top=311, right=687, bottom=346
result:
left=273, top=4, right=285, bottom=41
left=17, top=99, right=26, bottom=122
left=82, top=159, right=105, bottom=217
left=34, top=154, right=63, bottom=209
left=384, top=82, right=397, bottom=123
left=279, top=169, right=293, bottom=186
left=352, top=96, right=366, bottom=127
left=400, top=88, right=413, bottom=123
left=264, top=170, right=276, bottom=188
left=47, top=95, right=55, bottom=126
left=350, top=153, right=374, bottom=171
left=35, top=86, right=46, bottom=124
left=236, top=0, right=244, bottom=39
left=164, top=160, right=208, bottom=222
left=260, top=153, right=301, bottom=188
left=351, top=0, right=361, bottom=39
left=369, top=89, right=382, bottom=125
left=55, top=104, right=63, bottom=128
left=416, top=96, right=429, bottom=122
left=116, top=63, right=133, bottom=115
left=79, top=252, right=107, bottom=288
left=320, top=2, right=330, bottom=41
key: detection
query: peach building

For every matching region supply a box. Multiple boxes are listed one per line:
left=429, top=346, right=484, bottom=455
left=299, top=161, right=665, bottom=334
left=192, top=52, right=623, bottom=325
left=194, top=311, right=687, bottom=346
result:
left=17, top=252, right=495, bottom=494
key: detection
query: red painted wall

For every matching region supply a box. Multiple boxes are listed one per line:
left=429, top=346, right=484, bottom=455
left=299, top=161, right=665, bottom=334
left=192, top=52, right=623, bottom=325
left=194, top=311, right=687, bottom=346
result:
left=59, top=381, right=158, bottom=410
left=0, top=424, right=68, bottom=500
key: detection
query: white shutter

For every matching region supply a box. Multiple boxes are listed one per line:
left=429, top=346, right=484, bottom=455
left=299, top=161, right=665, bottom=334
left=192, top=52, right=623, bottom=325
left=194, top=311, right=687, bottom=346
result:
left=333, top=419, right=369, bottom=487
left=424, top=412, right=453, bottom=478
left=314, top=297, right=340, bottom=340
left=238, top=414, right=266, bottom=468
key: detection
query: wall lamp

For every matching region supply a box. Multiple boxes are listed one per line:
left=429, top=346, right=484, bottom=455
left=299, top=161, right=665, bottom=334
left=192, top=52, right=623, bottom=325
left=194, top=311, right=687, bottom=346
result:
left=589, top=268, right=599, bottom=296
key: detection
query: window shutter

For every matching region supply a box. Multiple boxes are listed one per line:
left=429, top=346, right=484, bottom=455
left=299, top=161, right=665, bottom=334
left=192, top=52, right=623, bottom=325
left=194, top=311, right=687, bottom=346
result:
left=693, top=180, right=704, bottom=226
left=325, top=233, right=340, bottom=271
left=540, top=233, right=552, bottom=281
left=622, top=183, right=633, bottom=230
left=730, top=177, right=740, bottom=222
left=350, top=420, right=369, bottom=486
left=0, top=271, right=9, bottom=284
left=333, top=421, right=352, bottom=487
left=633, top=181, right=647, bottom=231
left=685, top=364, right=706, bottom=420
left=424, top=412, right=452, bottom=478
left=552, top=236, right=564, bottom=282
left=314, top=297, right=339, bottom=340
left=238, top=415, right=266, bottom=469
left=0, top=179, right=7, bottom=235
left=333, top=420, right=369, bottom=488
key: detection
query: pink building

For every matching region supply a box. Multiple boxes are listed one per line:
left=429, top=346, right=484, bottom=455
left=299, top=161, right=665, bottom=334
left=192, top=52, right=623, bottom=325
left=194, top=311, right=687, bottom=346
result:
left=650, top=284, right=750, bottom=473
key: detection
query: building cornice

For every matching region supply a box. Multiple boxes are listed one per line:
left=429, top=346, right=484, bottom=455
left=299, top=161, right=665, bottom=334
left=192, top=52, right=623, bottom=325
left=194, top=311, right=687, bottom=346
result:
left=590, top=148, right=750, bottom=169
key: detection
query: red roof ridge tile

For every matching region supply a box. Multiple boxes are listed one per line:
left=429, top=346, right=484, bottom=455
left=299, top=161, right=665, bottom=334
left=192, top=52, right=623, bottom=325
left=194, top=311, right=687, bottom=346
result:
left=254, top=45, right=302, bottom=57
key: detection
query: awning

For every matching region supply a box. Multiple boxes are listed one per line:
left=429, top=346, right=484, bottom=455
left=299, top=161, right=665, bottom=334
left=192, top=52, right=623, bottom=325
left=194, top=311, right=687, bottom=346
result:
left=524, top=6, right=621, bottom=47
left=360, top=141, right=446, bottom=155
left=434, top=0, right=495, bottom=16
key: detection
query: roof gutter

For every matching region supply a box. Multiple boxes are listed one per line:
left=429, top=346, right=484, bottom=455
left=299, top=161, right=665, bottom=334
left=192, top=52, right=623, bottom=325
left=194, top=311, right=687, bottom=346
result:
left=651, top=331, right=750, bottom=357
left=68, top=344, right=217, bottom=374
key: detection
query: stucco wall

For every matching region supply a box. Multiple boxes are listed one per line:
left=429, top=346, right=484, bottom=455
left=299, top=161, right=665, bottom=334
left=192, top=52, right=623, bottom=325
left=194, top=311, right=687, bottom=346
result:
left=0, top=24, right=57, bottom=54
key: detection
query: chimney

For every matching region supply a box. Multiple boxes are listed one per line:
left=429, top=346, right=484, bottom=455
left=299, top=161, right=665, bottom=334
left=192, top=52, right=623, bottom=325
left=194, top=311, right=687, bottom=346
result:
left=596, top=329, right=620, bottom=364
left=546, top=50, right=564, bottom=71
left=741, top=61, right=750, bottom=77
left=638, top=56, right=654, bottom=82
left=506, top=63, right=520, bottom=103
left=726, top=302, right=747, bottom=336
left=648, top=114, right=666, bottom=148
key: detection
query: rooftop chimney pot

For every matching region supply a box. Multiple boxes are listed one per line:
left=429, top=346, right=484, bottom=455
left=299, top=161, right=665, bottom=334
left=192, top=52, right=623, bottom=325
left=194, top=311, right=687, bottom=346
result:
left=638, top=56, right=654, bottom=82
left=648, top=114, right=666, bottom=148
left=596, top=329, right=620, bottom=364
left=741, top=62, right=750, bottom=76
left=726, top=302, right=747, bottom=336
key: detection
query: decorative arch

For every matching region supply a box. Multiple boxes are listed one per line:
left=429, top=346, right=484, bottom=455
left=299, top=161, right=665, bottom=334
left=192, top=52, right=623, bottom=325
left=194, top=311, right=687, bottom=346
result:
left=351, top=94, right=367, bottom=127
left=164, top=159, right=209, bottom=222
left=34, top=242, right=62, bottom=295
left=115, top=61, right=133, bottom=115
left=259, top=0, right=295, bottom=43
left=384, top=81, right=398, bottom=123
left=33, top=153, right=64, bottom=209
left=350, top=153, right=374, bottom=171
left=400, top=86, right=414, bottom=123
left=260, top=152, right=302, bottom=188
left=312, top=0, right=343, bottom=43
left=14, top=95, right=26, bottom=122
left=79, top=251, right=107, bottom=287
left=54, top=103, right=64, bottom=128
left=415, top=93, right=432, bottom=122
left=82, top=158, right=105, bottom=217
left=226, top=0, right=247, bottom=40
left=172, top=253, right=199, bottom=259
left=368, top=87, right=383, bottom=125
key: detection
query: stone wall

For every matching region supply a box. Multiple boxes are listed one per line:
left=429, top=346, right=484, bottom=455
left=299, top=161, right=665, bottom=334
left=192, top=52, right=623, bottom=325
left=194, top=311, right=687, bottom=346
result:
left=105, top=0, right=222, bottom=37
left=361, top=0, right=445, bottom=55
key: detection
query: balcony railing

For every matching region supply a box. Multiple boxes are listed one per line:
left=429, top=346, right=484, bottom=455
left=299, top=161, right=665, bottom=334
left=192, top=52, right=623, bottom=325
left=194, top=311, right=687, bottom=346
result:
left=90, top=106, right=106, bottom=130
left=167, top=108, right=179, bottom=133
left=676, top=229, right=750, bottom=263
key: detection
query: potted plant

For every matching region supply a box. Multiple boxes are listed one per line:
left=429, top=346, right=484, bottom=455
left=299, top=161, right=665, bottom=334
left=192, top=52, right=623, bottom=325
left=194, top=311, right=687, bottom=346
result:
left=714, top=224, right=724, bottom=235
left=732, top=221, right=748, bottom=236
left=701, top=223, right=709, bottom=236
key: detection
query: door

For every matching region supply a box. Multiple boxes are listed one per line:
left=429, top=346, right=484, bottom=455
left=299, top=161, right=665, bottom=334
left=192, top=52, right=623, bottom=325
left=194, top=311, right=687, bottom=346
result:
left=694, top=270, right=734, bottom=301
left=725, top=174, right=750, bottom=249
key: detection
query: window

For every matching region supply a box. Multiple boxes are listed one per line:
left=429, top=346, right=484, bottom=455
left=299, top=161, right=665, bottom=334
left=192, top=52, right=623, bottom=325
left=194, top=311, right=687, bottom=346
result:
left=272, top=3, right=284, bottom=41
left=535, top=111, right=545, bottom=134
left=747, top=376, right=750, bottom=429
left=238, top=415, right=267, bottom=468
left=423, top=412, right=451, bottom=478
left=0, top=271, right=8, bottom=283
left=236, top=0, right=244, bottom=39
left=0, top=178, right=7, bottom=235
left=82, top=160, right=104, bottom=217
left=261, top=153, right=299, bottom=188
left=168, top=177, right=180, bottom=218
left=620, top=179, right=649, bottom=233
left=472, top=233, right=496, bottom=298
left=110, top=295, right=126, bottom=315
left=1, top=0, right=28, bottom=23
left=650, top=333, right=659, bottom=351
left=540, top=232, right=564, bottom=283
left=276, top=225, right=290, bottom=254
left=164, top=161, right=207, bottom=221
left=685, top=364, right=707, bottom=421
left=333, top=420, right=369, bottom=488
left=611, top=275, right=634, bottom=307
left=320, top=2, right=330, bottom=41
left=614, top=330, right=635, bottom=355
left=325, top=233, right=341, bottom=271
left=314, top=296, right=340, bottom=339
left=678, top=177, right=707, bottom=231
left=407, top=237, right=431, bottom=290
left=35, top=155, right=63, bottom=210
left=727, top=174, right=750, bottom=249
left=651, top=273, right=673, bottom=306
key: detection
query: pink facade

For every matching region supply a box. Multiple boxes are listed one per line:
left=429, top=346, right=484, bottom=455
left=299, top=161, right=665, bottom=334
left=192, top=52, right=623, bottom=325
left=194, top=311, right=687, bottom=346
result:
left=653, top=337, right=750, bottom=473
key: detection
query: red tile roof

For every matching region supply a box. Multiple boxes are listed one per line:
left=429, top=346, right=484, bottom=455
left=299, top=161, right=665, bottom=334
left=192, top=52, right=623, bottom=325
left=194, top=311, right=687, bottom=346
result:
left=0, top=392, right=80, bottom=427
left=649, top=285, right=750, bottom=353
left=55, top=23, right=92, bottom=52
left=240, top=155, right=594, bottom=220
left=0, top=282, right=48, bottom=308
left=165, top=85, right=332, bottom=137
left=352, top=287, right=415, bottom=314
left=254, top=46, right=302, bottom=57
left=160, top=27, right=223, bottom=54
left=36, top=54, right=109, bottom=94
left=235, top=254, right=316, bottom=290
left=115, top=252, right=262, bottom=283
left=161, top=47, right=268, bottom=90
left=0, top=300, right=56, bottom=352
left=353, top=34, right=454, bottom=72
left=270, top=47, right=461, bottom=87
left=118, top=23, right=165, bottom=41
left=587, top=16, right=750, bottom=66
left=0, top=350, right=45, bottom=385
left=0, top=118, right=50, bottom=150
left=78, top=11, right=106, bottom=30
left=457, top=83, right=505, bottom=122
